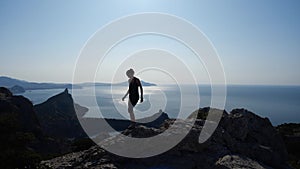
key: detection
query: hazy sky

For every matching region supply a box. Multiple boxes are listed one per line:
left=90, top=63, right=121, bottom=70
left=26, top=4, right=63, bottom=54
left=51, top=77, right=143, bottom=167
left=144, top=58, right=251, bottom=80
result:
left=0, top=0, right=299, bottom=85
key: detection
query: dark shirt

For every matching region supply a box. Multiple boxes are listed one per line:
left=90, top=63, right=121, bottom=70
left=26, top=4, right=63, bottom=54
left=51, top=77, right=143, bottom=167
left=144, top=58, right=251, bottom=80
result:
left=129, top=77, right=141, bottom=97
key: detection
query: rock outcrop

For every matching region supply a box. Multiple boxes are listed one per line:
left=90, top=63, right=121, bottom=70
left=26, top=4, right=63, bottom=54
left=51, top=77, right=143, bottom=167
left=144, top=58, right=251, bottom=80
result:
left=0, top=87, right=42, bottom=168
left=0, top=87, right=41, bottom=135
left=215, top=155, right=273, bottom=169
left=0, top=87, right=13, bottom=98
left=276, top=123, right=300, bottom=169
left=80, top=110, right=169, bottom=136
left=0, top=87, right=98, bottom=168
left=40, top=108, right=291, bottom=169
left=34, top=88, right=88, bottom=139
left=33, top=88, right=168, bottom=139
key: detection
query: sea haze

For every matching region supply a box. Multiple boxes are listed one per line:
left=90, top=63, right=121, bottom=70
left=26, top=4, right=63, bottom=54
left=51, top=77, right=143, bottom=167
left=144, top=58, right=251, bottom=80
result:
left=22, top=85, right=300, bottom=125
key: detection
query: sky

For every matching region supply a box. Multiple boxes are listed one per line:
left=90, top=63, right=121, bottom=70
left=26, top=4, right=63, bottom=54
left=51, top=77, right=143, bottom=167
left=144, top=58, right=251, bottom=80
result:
left=0, top=0, right=300, bottom=85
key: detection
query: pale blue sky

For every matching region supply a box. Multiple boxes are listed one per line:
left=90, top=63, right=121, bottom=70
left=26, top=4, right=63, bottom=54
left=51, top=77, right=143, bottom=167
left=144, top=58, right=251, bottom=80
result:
left=0, top=0, right=299, bottom=85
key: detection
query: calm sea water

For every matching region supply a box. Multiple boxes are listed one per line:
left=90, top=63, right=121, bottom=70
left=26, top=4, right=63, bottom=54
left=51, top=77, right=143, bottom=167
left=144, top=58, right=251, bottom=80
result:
left=22, top=85, right=300, bottom=125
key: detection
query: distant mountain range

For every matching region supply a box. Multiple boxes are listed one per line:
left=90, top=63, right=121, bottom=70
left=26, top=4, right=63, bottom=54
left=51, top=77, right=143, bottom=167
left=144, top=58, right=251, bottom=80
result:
left=0, top=76, right=79, bottom=90
left=0, top=76, right=156, bottom=91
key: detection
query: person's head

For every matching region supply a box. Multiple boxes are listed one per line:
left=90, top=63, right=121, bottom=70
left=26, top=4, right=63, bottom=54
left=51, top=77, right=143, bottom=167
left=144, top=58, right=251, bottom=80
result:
left=126, top=68, right=135, bottom=78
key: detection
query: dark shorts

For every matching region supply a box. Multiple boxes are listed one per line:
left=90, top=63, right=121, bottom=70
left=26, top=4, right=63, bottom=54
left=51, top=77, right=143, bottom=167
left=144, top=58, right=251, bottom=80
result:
left=129, top=94, right=139, bottom=107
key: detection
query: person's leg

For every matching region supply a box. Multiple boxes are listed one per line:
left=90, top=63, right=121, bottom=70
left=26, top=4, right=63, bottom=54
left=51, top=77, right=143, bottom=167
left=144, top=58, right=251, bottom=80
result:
left=128, top=100, right=135, bottom=122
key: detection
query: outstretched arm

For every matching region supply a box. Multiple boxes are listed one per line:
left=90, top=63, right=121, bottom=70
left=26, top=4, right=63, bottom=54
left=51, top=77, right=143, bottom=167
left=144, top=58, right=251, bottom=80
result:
left=122, top=89, right=129, bottom=101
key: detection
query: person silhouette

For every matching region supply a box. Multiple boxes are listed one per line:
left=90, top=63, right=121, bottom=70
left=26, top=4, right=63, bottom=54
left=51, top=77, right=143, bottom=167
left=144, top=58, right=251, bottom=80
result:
left=122, top=68, right=143, bottom=128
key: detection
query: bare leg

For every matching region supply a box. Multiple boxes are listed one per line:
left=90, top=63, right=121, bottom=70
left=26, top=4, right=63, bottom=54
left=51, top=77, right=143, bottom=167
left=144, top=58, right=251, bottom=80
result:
left=128, top=100, right=135, bottom=122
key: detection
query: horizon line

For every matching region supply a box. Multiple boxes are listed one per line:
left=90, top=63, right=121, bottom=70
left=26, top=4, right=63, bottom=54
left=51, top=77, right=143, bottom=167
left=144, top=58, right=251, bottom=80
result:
left=1, top=75, right=300, bottom=87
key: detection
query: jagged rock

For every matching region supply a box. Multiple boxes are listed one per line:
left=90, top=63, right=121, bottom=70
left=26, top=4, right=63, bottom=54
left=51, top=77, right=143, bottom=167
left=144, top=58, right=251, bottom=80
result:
left=40, top=108, right=291, bottom=169
left=34, top=88, right=87, bottom=138
left=188, top=107, right=228, bottom=120
left=0, top=87, right=42, bottom=168
left=0, top=87, right=41, bottom=134
left=215, top=155, right=273, bottom=169
left=276, top=123, right=300, bottom=169
left=219, top=109, right=288, bottom=168
left=0, top=87, right=12, bottom=99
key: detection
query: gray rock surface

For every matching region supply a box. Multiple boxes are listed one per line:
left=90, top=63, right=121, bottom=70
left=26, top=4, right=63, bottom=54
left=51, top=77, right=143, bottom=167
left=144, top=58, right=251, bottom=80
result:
left=40, top=108, right=291, bottom=169
left=215, top=155, right=273, bottom=169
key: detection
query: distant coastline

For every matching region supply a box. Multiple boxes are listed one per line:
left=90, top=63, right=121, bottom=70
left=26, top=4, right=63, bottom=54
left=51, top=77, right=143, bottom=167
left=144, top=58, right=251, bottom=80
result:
left=0, top=76, right=156, bottom=91
left=0, top=76, right=80, bottom=90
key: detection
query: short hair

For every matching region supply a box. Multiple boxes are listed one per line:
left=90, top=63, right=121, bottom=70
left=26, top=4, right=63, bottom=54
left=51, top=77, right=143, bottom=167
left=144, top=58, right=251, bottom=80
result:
left=126, top=68, right=135, bottom=76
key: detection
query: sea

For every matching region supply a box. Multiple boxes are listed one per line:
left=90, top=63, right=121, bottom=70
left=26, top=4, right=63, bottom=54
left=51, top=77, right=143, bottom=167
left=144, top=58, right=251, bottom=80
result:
left=22, top=85, right=300, bottom=126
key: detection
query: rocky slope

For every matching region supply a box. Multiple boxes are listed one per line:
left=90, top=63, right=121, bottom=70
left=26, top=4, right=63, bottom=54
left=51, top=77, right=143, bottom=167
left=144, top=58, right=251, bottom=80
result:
left=0, top=87, right=177, bottom=168
left=0, top=87, right=42, bottom=168
left=276, top=123, right=300, bottom=168
left=0, top=86, right=294, bottom=169
left=0, top=87, right=41, bottom=133
left=40, top=108, right=291, bottom=169
left=34, top=88, right=88, bottom=139
left=0, top=87, right=91, bottom=168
